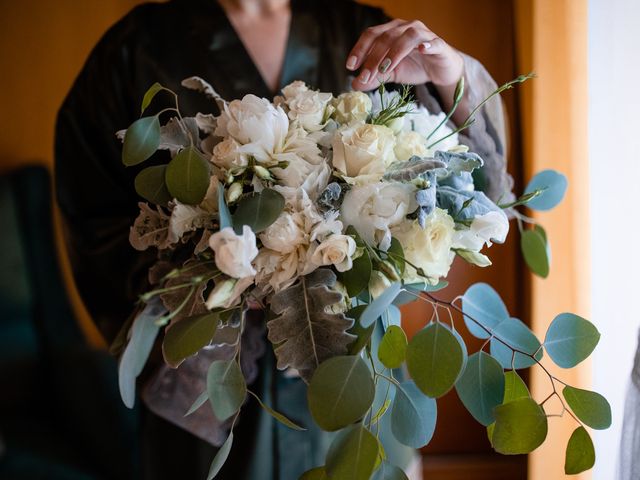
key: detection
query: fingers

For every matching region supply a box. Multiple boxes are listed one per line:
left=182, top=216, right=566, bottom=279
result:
left=417, top=36, right=447, bottom=55
left=381, top=26, right=438, bottom=75
left=346, top=18, right=404, bottom=72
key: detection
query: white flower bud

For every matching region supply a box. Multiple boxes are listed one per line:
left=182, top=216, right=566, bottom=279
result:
left=226, top=182, right=243, bottom=204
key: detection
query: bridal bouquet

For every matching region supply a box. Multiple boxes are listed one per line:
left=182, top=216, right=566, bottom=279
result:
left=116, top=76, right=609, bottom=479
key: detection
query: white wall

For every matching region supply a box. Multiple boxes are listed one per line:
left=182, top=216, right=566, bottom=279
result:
left=589, top=0, right=640, bottom=478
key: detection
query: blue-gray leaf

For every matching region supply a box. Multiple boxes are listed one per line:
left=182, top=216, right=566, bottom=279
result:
left=216, top=179, right=233, bottom=230
left=490, top=318, right=543, bottom=369
left=207, top=431, right=233, bottom=480
left=524, top=169, right=568, bottom=211
left=360, top=283, right=402, bottom=328
left=461, top=283, right=510, bottom=339
left=390, top=381, right=437, bottom=448
left=544, top=313, right=600, bottom=368
left=455, top=351, right=505, bottom=426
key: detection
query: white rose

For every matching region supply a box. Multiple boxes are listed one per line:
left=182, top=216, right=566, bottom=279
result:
left=215, top=94, right=289, bottom=165
left=341, top=182, right=417, bottom=250
left=333, top=91, right=372, bottom=125
left=287, top=90, right=333, bottom=132
left=209, top=225, right=259, bottom=278
left=405, top=106, right=459, bottom=153
left=212, top=137, right=248, bottom=170
left=391, top=208, right=456, bottom=284
left=254, top=247, right=307, bottom=292
left=394, top=131, right=430, bottom=162
left=311, top=234, right=357, bottom=272
left=259, top=211, right=306, bottom=254
left=332, top=123, right=397, bottom=184
left=453, top=210, right=510, bottom=251
left=282, top=80, right=309, bottom=100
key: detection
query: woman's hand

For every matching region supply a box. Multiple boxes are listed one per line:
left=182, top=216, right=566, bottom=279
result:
left=347, top=18, right=467, bottom=122
left=347, top=19, right=464, bottom=92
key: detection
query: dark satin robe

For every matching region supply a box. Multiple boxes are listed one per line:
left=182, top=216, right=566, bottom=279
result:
left=55, top=1, right=510, bottom=478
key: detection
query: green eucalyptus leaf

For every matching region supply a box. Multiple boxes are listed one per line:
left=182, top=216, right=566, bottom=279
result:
left=461, top=283, right=510, bottom=339
left=347, top=305, right=375, bottom=354
left=455, top=351, right=505, bottom=426
left=490, top=317, right=543, bottom=369
left=123, top=116, right=161, bottom=166
left=372, top=461, right=409, bottom=480
left=360, top=283, right=402, bottom=328
left=232, top=189, right=285, bottom=234
left=524, top=169, right=568, bottom=211
left=216, top=179, right=233, bottom=230
left=206, top=360, right=246, bottom=422
left=521, top=229, right=550, bottom=278
left=134, top=165, right=172, bottom=206
left=299, top=467, right=328, bottom=480
left=565, top=426, right=595, bottom=475
left=387, top=237, right=405, bottom=275
left=390, top=381, right=437, bottom=448
left=378, top=325, right=407, bottom=369
left=492, top=397, right=548, bottom=454
left=141, top=82, right=164, bottom=114
left=325, top=425, right=379, bottom=480
left=544, top=313, right=600, bottom=368
left=207, top=431, right=233, bottom=480
left=407, top=322, right=466, bottom=398
left=185, top=390, right=208, bottom=417
left=338, top=248, right=372, bottom=298
left=165, top=146, right=211, bottom=205
left=308, top=355, right=375, bottom=431
left=487, top=370, right=530, bottom=443
left=249, top=391, right=306, bottom=431
left=163, top=312, right=220, bottom=367
left=563, top=386, right=612, bottom=430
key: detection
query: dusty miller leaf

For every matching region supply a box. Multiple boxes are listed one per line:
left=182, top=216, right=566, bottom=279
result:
left=160, top=259, right=215, bottom=325
left=383, top=156, right=446, bottom=182
left=159, top=117, right=201, bottom=156
left=129, top=202, right=173, bottom=251
left=267, top=268, right=355, bottom=381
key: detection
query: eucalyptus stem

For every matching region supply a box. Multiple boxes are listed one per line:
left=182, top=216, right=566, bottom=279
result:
left=154, top=286, right=196, bottom=326
left=426, top=76, right=464, bottom=141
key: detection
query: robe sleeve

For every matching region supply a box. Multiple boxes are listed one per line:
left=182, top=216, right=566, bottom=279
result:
left=54, top=8, right=156, bottom=344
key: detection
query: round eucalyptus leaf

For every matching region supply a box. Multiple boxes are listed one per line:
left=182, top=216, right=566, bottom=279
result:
left=544, top=313, right=600, bottom=368
left=490, top=317, right=543, bottom=369
left=299, top=467, right=328, bottom=480
left=487, top=370, right=530, bottom=443
left=122, top=116, right=161, bottom=166
left=372, top=461, right=409, bottom=480
left=378, top=325, right=407, bottom=369
left=455, top=351, right=505, bottom=426
left=308, top=355, right=375, bottom=431
left=165, top=146, right=211, bottom=205
left=407, top=322, right=466, bottom=398
left=206, top=360, right=246, bottom=422
left=360, top=283, right=402, bottom=328
left=521, top=229, right=550, bottom=278
left=524, top=169, right=568, bottom=211
left=338, top=248, right=372, bottom=298
left=163, top=312, right=220, bottom=367
left=390, top=381, right=437, bottom=448
left=492, top=397, right=548, bottom=454
left=206, top=431, right=233, bottom=480
left=134, top=165, right=172, bottom=206
left=563, top=386, right=611, bottom=430
left=461, top=283, right=510, bottom=339
left=325, top=425, right=379, bottom=480
left=232, top=189, right=285, bottom=234
left=565, top=426, right=595, bottom=475
left=393, top=281, right=448, bottom=306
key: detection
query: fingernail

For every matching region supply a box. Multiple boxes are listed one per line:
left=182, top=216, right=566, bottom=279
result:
left=358, top=69, right=371, bottom=84
left=421, top=42, right=432, bottom=51
left=379, top=58, right=392, bottom=73
left=346, top=55, right=357, bottom=70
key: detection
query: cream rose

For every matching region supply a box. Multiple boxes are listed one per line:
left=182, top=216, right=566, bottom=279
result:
left=391, top=208, right=456, bottom=284
left=259, top=211, right=306, bottom=254
left=212, top=137, right=248, bottom=171
left=209, top=226, right=259, bottom=278
left=282, top=80, right=309, bottom=100
left=333, top=91, right=372, bottom=125
left=310, top=234, right=357, bottom=272
left=341, top=182, right=417, bottom=250
left=286, top=90, right=333, bottom=132
left=332, top=123, right=397, bottom=183
left=394, top=131, right=430, bottom=162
